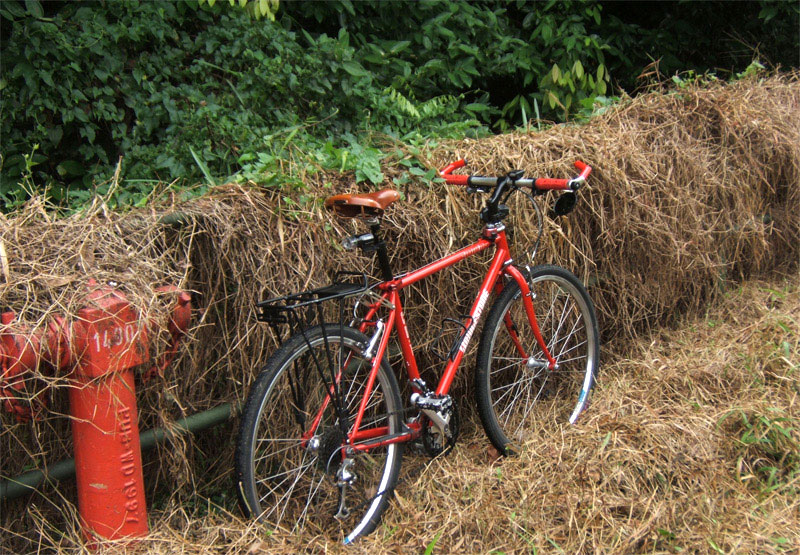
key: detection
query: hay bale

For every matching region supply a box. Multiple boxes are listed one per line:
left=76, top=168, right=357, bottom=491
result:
left=428, top=73, right=800, bottom=338
left=1, top=74, right=798, bottom=551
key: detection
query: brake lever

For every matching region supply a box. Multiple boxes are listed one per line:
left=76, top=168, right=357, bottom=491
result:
left=567, top=177, right=586, bottom=191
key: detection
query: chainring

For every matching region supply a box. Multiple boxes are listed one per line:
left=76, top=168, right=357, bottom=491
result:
left=421, top=398, right=459, bottom=457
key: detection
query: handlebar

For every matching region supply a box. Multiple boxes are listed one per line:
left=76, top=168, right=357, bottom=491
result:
left=439, top=159, right=592, bottom=192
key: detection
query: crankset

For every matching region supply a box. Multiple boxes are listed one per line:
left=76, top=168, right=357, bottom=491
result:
left=421, top=397, right=459, bottom=457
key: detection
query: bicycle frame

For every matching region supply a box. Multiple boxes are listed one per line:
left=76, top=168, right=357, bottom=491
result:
left=341, top=222, right=558, bottom=452
left=237, top=158, right=596, bottom=543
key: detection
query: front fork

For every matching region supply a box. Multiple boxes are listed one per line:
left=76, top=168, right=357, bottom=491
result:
left=503, top=264, right=557, bottom=370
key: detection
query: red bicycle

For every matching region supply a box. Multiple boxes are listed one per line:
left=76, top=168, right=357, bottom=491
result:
left=235, top=159, right=599, bottom=543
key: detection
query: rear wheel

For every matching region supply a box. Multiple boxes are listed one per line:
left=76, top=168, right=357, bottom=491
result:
left=475, top=265, right=599, bottom=455
left=235, top=324, right=404, bottom=543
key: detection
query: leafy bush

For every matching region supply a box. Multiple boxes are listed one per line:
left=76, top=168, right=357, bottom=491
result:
left=1, top=1, right=209, bottom=206
left=1, top=0, right=795, bottom=210
left=286, top=0, right=619, bottom=129
left=0, top=0, right=482, bottom=209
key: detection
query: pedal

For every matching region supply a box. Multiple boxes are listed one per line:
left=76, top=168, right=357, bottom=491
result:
left=411, top=392, right=452, bottom=413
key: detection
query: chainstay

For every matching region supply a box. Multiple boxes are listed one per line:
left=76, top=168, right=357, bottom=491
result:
left=336, top=433, right=453, bottom=521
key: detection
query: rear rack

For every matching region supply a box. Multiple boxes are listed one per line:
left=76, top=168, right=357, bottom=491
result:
left=256, top=272, right=369, bottom=329
left=255, top=272, right=372, bottom=430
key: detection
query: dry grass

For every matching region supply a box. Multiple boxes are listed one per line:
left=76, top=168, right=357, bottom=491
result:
left=2, top=74, right=799, bottom=552
left=17, top=275, right=798, bottom=554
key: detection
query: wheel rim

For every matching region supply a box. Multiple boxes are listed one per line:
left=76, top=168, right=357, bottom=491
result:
left=246, top=332, right=399, bottom=540
left=488, top=274, right=596, bottom=442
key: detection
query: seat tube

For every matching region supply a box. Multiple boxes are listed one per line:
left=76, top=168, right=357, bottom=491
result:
left=393, top=294, right=422, bottom=383
left=370, top=223, right=394, bottom=281
left=350, top=291, right=397, bottom=436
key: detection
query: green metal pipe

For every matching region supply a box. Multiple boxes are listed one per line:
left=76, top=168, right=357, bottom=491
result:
left=158, top=212, right=194, bottom=228
left=1, top=402, right=236, bottom=501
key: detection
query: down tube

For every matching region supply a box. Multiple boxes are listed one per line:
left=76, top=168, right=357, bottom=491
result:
left=435, top=250, right=509, bottom=395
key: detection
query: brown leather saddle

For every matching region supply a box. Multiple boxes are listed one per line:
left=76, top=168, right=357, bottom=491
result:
left=324, top=189, right=400, bottom=218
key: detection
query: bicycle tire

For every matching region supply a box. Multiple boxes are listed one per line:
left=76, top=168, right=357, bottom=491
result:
left=475, top=265, right=599, bottom=455
left=235, top=324, right=404, bottom=543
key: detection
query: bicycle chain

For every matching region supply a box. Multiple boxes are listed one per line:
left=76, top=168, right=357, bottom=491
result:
left=337, top=402, right=459, bottom=520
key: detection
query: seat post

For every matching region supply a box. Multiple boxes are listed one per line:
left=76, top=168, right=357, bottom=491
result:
left=369, top=221, right=394, bottom=281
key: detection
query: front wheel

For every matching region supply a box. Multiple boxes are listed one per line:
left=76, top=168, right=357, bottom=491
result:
left=475, top=265, right=599, bottom=455
left=235, top=324, right=404, bottom=544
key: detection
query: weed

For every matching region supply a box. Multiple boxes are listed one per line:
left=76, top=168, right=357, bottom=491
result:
left=423, top=530, right=443, bottom=555
left=721, top=408, right=800, bottom=494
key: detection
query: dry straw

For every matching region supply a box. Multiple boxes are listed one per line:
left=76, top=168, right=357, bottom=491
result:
left=1, top=74, right=798, bottom=552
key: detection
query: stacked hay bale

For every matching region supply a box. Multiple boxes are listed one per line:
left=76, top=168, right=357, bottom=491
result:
left=429, top=74, right=800, bottom=338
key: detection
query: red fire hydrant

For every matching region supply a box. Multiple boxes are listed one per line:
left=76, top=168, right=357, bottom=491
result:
left=0, top=281, right=191, bottom=544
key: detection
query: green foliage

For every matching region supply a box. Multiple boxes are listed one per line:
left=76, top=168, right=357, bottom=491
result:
left=290, top=0, right=519, bottom=97
left=285, top=1, right=623, bottom=128
left=1, top=0, right=206, bottom=206
left=722, top=408, right=800, bottom=494
left=0, top=0, right=481, bottom=210
left=234, top=130, right=386, bottom=188
left=602, top=0, right=800, bottom=86
left=1, top=0, right=796, bottom=211
left=497, top=1, right=615, bottom=128
left=199, top=0, right=280, bottom=21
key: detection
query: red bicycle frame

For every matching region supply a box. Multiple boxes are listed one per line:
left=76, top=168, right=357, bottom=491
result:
left=341, top=223, right=556, bottom=451
left=310, top=158, right=592, bottom=453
